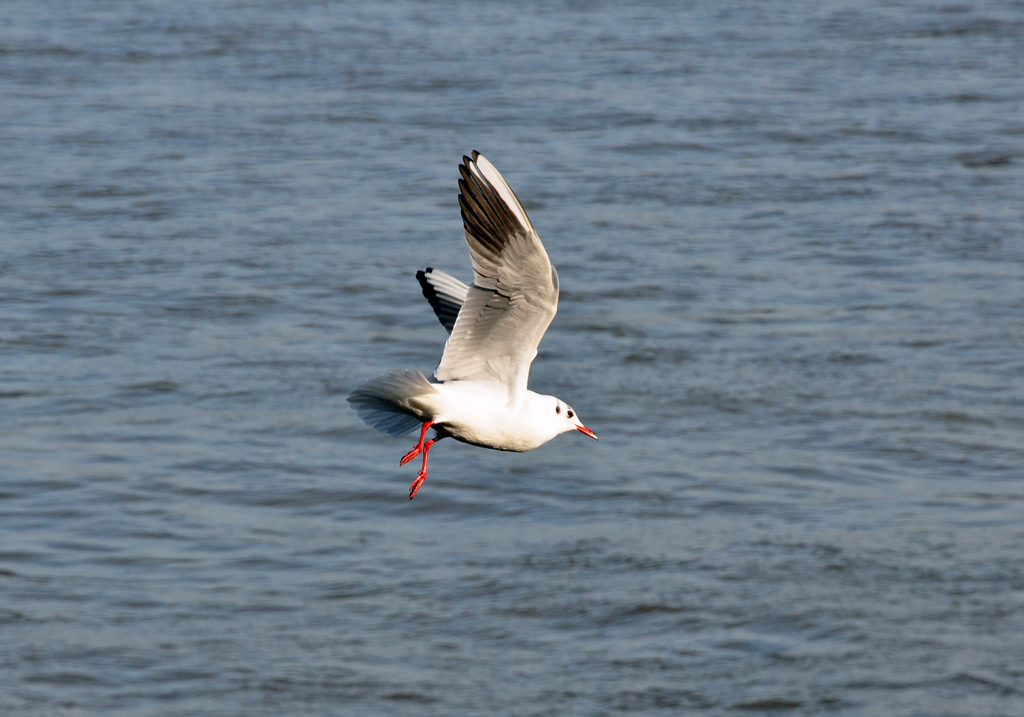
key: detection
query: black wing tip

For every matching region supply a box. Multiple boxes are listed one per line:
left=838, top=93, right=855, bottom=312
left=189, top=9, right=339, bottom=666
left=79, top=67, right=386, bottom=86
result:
left=457, top=159, right=524, bottom=246
left=417, top=269, right=437, bottom=300
left=418, top=268, right=455, bottom=321
left=416, top=267, right=462, bottom=335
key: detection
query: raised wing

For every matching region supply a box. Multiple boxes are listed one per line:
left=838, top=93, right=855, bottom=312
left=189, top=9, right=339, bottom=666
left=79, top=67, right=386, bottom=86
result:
left=433, top=151, right=559, bottom=395
left=416, top=267, right=469, bottom=335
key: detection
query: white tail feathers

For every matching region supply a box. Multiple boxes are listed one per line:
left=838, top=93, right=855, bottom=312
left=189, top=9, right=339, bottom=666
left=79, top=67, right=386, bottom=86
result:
left=347, top=368, right=436, bottom=437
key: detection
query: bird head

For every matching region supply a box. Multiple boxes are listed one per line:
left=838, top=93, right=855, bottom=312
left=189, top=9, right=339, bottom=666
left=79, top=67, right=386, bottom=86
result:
left=553, top=398, right=597, bottom=441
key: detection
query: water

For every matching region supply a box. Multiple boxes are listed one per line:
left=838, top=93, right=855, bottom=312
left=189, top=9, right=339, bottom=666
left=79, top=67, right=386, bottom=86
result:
left=2, top=1, right=1023, bottom=714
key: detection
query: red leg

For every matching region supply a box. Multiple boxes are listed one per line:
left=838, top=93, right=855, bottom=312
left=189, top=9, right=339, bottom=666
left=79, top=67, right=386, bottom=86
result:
left=400, top=421, right=433, bottom=466
left=408, top=438, right=436, bottom=500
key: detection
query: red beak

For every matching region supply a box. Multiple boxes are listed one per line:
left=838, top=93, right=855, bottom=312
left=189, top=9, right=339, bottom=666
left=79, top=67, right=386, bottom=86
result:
left=576, top=425, right=598, bottom=440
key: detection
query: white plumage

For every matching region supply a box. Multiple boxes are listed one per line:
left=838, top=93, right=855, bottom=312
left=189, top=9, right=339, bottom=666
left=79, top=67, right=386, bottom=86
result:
left=348, top=151, right=597, bottom=499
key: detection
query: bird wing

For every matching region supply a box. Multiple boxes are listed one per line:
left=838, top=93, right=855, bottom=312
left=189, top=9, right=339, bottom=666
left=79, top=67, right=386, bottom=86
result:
left=433, top=151, right=559, bottom=396
left=416, top=267, right=469, bottom=335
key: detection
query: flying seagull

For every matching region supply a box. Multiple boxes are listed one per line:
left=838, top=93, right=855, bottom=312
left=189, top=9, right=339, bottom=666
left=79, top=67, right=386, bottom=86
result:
left=348, top=151, right=597, bottom=499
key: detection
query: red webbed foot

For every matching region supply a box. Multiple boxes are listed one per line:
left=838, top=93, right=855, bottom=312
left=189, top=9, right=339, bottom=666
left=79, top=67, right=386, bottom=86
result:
left=409, top=471, right=427, bottom=499
left=407, top=438, right=436, bottom=500
left=400, top=421, right=434, bottom=466
left=400, top=446, right=421, bottom=466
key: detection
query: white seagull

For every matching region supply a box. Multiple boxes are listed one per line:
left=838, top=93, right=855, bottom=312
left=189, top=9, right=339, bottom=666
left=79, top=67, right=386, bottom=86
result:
left=348, top=151, right=597, bottom=499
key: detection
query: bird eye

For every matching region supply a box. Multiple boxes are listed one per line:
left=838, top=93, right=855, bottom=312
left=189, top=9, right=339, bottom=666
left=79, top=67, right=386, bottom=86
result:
left=567, top=410, right=574, bottom=418
left=555, top=405, right=561, bottom=414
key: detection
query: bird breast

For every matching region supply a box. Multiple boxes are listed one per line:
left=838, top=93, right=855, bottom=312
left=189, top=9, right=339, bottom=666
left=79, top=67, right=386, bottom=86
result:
left=426, top=383, right=554, bottom=453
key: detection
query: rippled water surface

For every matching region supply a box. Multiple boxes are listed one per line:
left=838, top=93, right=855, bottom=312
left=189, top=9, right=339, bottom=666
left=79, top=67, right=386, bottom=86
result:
left=3, top=1, right=1024, bottom=715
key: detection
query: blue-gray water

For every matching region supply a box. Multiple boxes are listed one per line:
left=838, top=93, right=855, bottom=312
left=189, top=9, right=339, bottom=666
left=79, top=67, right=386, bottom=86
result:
left=3, top=1, right=1023, bottom=715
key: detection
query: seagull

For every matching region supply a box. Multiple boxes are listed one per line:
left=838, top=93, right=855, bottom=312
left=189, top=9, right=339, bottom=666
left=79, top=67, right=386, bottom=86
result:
left=348, top=151, right=597, bottom=499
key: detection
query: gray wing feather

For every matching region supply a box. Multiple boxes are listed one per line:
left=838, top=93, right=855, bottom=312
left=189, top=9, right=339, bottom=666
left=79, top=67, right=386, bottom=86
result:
left=434, top=152, right=559, bottom=394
